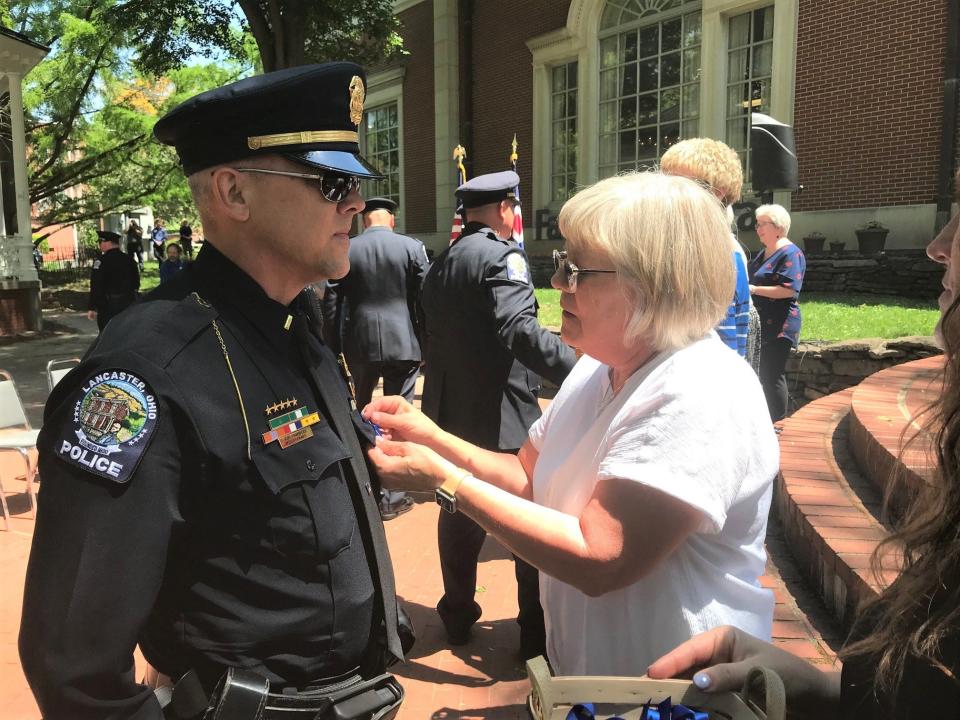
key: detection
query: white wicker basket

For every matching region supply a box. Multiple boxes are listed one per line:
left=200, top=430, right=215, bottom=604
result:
left=525, top=656, right=785, bottom=720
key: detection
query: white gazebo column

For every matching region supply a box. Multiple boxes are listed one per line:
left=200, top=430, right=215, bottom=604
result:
left=6, top=71, right=36, bottom=282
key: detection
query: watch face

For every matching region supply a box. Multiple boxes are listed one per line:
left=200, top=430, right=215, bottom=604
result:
left=436, top=490, right=457, bottom=514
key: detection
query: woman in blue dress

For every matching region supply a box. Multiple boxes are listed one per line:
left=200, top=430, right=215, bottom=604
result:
left=748, top=204, right=805, bottom=421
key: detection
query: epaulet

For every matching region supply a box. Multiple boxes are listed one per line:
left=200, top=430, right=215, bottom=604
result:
left=98, top=292, right=218, bottom=369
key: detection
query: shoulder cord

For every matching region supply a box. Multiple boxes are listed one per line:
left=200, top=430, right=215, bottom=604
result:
left=192, top=292, right=252, bottom=460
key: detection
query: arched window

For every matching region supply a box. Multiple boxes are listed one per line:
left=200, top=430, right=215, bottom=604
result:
left=597, top=0, right=701, bottom=178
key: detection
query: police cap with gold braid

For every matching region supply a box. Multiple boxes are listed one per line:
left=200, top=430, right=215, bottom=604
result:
left=153, top=62, right=384, bottom=179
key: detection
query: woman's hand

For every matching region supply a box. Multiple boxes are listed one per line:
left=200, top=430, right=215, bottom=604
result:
left=366, top=437, right=457, bottom=493
left=647, top=626, right=840, bottom=718
left=363, top=395, right=442, bottom=446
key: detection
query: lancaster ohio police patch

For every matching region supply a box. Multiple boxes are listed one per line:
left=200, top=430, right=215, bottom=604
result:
left=505, top=252, right=529, bottom=283
left=57, top=369, right=159, bottom=483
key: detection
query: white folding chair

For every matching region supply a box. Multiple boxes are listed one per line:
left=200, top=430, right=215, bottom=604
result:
left=0, top=370, right=40, bottom=530
left=47, top=357, right=81, bottom=392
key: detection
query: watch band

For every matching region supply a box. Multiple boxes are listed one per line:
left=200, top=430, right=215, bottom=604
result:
left=436, top=468, right=469, bottom=514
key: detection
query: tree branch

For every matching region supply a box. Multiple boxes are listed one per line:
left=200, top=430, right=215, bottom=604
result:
left=266, top=0, right=285, bottom=71
left=237, top=0, right=276, bottom=72
left=32, top=39, right=111, bottom=179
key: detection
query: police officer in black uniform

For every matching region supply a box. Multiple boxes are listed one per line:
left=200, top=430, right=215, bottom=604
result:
left=20, top=63, right=406, bottom=720
left=420, top=170, right=576, bottom=658
left=321, top=197, right=428, bottom=521
left=87, top=229, right=140, bottom=333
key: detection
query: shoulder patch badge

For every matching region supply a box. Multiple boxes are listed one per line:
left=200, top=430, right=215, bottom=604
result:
left=505, top=252, right=530, bottom=284
left=57, top=369, right=159, bottom=483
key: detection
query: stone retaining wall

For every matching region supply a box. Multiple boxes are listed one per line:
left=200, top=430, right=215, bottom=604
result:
left=787, top=336, right=942, bottom=408
left=801, top=251, right=941, bottom=299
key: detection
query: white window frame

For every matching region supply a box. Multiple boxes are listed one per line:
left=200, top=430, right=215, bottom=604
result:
left=528, top=0, right=797, bottom=213
left=550, top=60, right=580, bottom=203
left=361, top=67, right=406, bottom=232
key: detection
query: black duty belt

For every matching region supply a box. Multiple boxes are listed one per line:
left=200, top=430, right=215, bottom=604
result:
left=160, top=667, right=404, bottom=720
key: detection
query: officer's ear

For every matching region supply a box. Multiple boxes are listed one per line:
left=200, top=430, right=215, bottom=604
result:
left=208, top=167, right=251, bottom=223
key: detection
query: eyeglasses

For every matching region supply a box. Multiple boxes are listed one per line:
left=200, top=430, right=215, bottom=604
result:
left=755, top=220, right=777, bottom=230
left=552, top=249, right=617, bottom=292
left=233, top=167, right=362, bottom=203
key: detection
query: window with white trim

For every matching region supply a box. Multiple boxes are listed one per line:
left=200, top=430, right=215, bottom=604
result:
left=551, top=61, right=579, bottom=203
left=361, top=102, right=401, bottom=207
left=598, top=0, right=702, bottom=179
left=725, top=6, right=774, bottom=182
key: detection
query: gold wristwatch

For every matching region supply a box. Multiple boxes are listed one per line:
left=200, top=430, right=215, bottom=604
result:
left=436, top=468, right=469, bottom=514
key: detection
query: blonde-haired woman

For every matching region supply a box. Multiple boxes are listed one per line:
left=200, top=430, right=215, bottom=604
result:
left=660, top=137, right=754, bottom=361
left=749, top=204, right=805, bottom=421
left=363, top=171, right=779, bottom=676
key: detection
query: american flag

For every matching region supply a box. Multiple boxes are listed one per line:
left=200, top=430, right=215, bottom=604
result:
left=509, top=134, right=524, bottom=249
left=449, top=144, right=467, bottom=244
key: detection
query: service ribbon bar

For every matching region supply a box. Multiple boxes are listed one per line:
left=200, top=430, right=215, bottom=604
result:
left=262, top=412, right=321, bottom=445
left=269, top=407, right=307, bottom=430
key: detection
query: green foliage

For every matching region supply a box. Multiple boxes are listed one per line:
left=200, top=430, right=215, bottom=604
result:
left=12, top=0, right=247, bottom=233
left=110, top=0, right=405, bottom=73
left=534, top=289, right=938, bottom=341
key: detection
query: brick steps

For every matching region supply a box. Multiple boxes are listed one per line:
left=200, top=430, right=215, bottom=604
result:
left=778, top=357, right=941, bottom=632
left=777, top=387, right=890, bottom=629
left=848, top=356, right=942, bottom=510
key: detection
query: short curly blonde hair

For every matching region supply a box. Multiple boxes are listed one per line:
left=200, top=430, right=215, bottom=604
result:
left=659, top=137, right=744, bottom=205
left=558, top=171, right=734, bottom=353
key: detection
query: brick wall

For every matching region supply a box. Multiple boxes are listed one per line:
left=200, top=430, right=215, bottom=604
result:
left=466, top=0, right=571, bottom=208
left=793, top=0, right=948, bottom=212
left=398, top=2, right=437, bottom=234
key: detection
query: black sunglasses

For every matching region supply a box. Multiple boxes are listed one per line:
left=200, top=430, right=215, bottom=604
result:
left=552, top=249, right=617, bottom=292
left=233, top=167, right=362, bottom=203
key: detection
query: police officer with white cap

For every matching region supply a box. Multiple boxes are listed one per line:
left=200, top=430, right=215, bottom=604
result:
left=420, top=170, right=576, bottom=658
left=20, top=62, right=407, bottom=720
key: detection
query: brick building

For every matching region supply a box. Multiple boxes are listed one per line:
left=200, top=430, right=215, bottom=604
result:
left=363, top=0, right=957, bottom=258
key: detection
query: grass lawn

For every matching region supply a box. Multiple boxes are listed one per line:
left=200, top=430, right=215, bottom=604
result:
left=535, top=289, right=939, bottom=342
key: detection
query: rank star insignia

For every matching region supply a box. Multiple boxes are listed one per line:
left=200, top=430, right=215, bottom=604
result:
left=262, top=404, right=322, bottom=449
left=265, top=397, right=298, bottom=417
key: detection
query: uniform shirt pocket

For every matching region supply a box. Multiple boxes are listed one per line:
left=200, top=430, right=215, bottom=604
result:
left=250, top=423, right=358, bottom=562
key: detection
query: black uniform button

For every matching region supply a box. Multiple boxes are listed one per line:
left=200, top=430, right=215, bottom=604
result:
left=306, top=459, right=317, bottom=471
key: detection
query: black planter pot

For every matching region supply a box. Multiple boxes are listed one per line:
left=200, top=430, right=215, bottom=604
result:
left=803, top=236, right=825, bottom=254
left=829, top=241, right=845, bottom=254
left=856, top=228, right=889, bottom=254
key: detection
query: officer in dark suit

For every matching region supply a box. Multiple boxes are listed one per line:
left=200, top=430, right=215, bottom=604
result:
left=87, top=229, right=139, bottom=333
left=421, top=170, right=576, bottom=658
left=20, top=63, right=406, bottom=720
left=322, top=197, right=428, bottom=521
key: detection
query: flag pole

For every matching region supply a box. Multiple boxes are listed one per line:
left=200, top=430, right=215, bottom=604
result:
left=509, top=134, right=524, bottom=249
left=449, top=144, right=468, bottom=245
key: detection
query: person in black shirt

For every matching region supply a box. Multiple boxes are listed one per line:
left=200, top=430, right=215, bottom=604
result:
left=321, top=197, right=428, bottom=521
left=179, top=219, right=194, bottom=260
left=20, top=62, right=405, bottom=720
left=87, top=229, right=139, bottom=333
